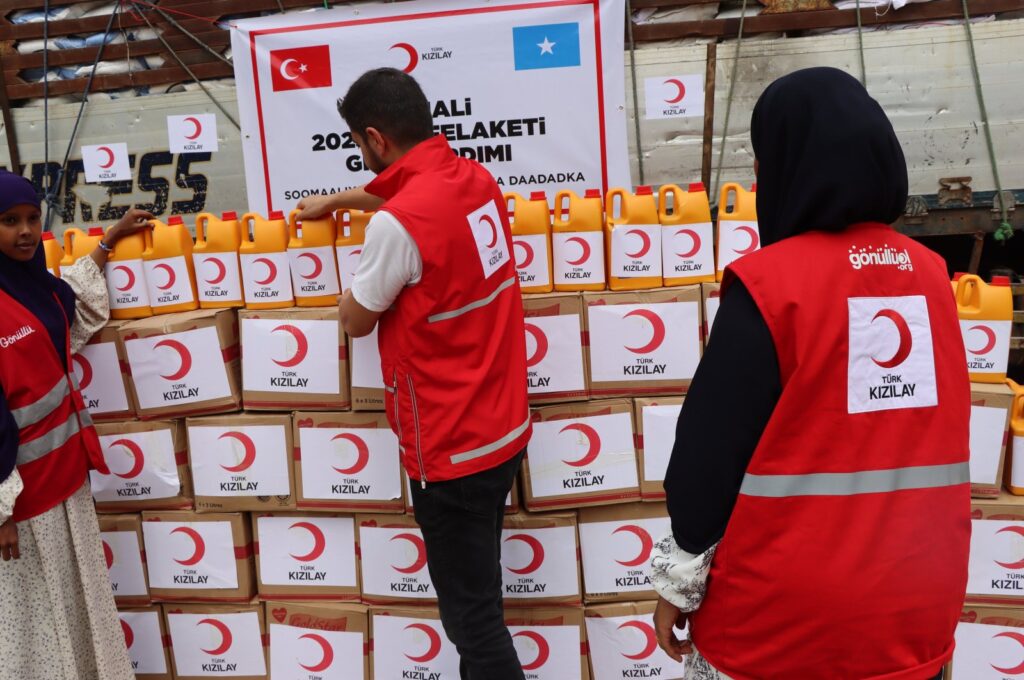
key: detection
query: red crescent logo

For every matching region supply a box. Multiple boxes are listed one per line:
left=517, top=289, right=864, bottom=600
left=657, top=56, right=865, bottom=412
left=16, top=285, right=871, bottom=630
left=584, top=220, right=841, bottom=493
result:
left=298, top=252, right=324, bottom=280
left=995, top=526, right=1024, bottom=569
left=289, top=521, right=327, bottom=562
left=624, top=309, right=667, bottom=354
left=565, top=236, right=591, bottom=266
left=113, top=264, right=136, bottom=292
left=218, top=431, right=257, bottom=473
left=504, top=533, right=545, bottom=575
left=253, top=257, right=277, bottom=286
left=154, top=263, right=177, bottom=290
left=870, top=309, right=913, bottom=369
left=390, top=43, right=419, bottom=73
left=184, top=116, right=202, bottom=141
left=513, top=631, right=551, bottom=671
left=514, top=240, right=535, bottom=269
left=479, top=214, right=499, bottom=249
left=197, top=618, right=233, bottom=656
left=733, top=225, right=760, bottom=255
left=391, top=533, right=428, bottom=574
left=663, top=78, right=686, bottom=104
left=97, top=145, right=116, bottom=169
left=618, top=621, right=658, bottom=660
left=271, top=324, right=309, bottom=368
left=204, top=257, right=227, bottom=285
left=350, top=249, right=362, bottom=258
left=110, top=438, right=146, bottom=480
left=331, top=433, right=370, bottom=475
left=524, top=323, right=549, bottom=368
left=120, top=619, right=135, bottom=649
left=102, top=540, right=115, bottom=569
left=674, top=228, right=701, bottom=259
left=171, top=526, right=206, bottom=566
left=968, top=324, right=998, bottom=356
left=404, top=623, right=441, bottom=663
left=72, top=354, right=94, bottom=391
left=154, top=339, right=192, bottom=381
left=992, top=631, right=1024, bottom=675
left=298, top=633, right=335, bottom=672
left=614, top=525, right=654, bottom=567
left=625, top=229, right=652, bottom=258
left=560, top=423, right=602, bottom=467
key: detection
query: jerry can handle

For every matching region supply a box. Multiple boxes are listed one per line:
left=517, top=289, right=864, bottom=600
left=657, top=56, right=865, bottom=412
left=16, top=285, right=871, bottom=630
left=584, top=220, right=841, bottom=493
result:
left=605, top=188, right=626, bottom=221
left=142, top=223, right=154, bottom=251
left=240, top=213, right=258, bottom=244
left=954, top=274, right=979, bottom=307
left=287, top=209, right=302, bottom=240
left=718, top=183, right=740, bottom=218
left=503, top=193, right=521, bottom=223
left=62, top=227, right=79, bottom=253
left=553, top=190, right=572, bottom=225
left=195, top=213, right=211, bottom=243
left=658, top=184, right=681, bottom=216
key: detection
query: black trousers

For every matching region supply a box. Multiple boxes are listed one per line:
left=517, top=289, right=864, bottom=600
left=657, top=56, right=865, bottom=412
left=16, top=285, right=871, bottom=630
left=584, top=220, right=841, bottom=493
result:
left=411, top=450, right=527, bottom=680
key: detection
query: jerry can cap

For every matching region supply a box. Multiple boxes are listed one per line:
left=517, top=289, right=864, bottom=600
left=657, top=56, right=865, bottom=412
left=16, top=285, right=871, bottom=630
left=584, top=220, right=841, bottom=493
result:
left=221, top=211, right=238, bottom=220
left=269, top=210, right=284, bottom=220
left=635, top=185, right=654, bottom=196
left=688, top=182, right=706, bottom=193
left=529, top=191, right=547, bottom=201
left=41, top=231, right=55, bottom=241
left=750, top=183, right=758, bottom=192
left=167, top=215, right=184, bottom=226
left=584, top=189, right=601, bottom=199
left=952, top=272, right=967, bottom=282
left=992, top=275, right=1012, bottom=286
left=88, top=227, right=105, bottom=236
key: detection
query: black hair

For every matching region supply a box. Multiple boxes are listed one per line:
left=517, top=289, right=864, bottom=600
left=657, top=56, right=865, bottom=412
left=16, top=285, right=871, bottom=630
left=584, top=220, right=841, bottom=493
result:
left=337, top=68, right=433, bottom=148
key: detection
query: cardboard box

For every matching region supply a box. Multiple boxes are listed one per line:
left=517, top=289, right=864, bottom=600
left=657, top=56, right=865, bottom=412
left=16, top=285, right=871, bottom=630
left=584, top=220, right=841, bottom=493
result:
left=74, top=320, right=135, bottom=421
left=969, top=493, right=1024, bottom=605
left=524, top=400, right=641, bottom=511
left=504, top=607, right=591, bottom=680
left=701, top=282, right=721, bottom=344
left=253, top=513, right=360, bottom=602
left=970, top=382, right=1014, bottom=498
left=164, top=603, right=267, bottom=679
left=141, top=511, right=255, bottom=603
left=951, top=604, right=1024, bottom=679
left=578, top=503, right=671, bottom=603
left=119, top=309, right=241, bottom=419
left=403, top=467, right=520, bottom=515
left=92, top=419, right=193, bottom=513
left=265, top=602, right=369, bottom=680
left=635, top=397, right=684, bottom=501
left=502, top=513, right=582, bottom=607
left=350, top=327, right=384, bottom=411
left=186, top=413, right=295, bottom=512
left=583, top=288, right=702, bottom=398
left=99, top=514, right=150, bottom=607
left=522, top=293, right=589, bottom=404
left=294, top=411, right=404, bottom=513
left=370, top=608, right=460, bottom=680
left=585, top=602, right=686, bottom=680
left=357, top=514, right=436, bottom=605
left=239, top=307, right=351, bottom=411
left=119, top=607, right=173, bottom=679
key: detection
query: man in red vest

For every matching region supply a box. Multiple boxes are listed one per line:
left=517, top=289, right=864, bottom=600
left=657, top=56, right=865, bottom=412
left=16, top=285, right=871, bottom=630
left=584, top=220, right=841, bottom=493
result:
left=297, top=68, right=531, bottom=680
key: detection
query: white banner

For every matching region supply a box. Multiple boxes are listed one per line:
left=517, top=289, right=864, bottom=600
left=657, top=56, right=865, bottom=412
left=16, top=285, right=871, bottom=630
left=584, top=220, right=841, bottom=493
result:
left=101, top=530, right=149, bottom=597
left=91, top=429, right=182, bottom=502
left=142, top=520, right=238, bottom=590
left=501, top=525, right=579, bottom=600
left=119, top=611, right=168, bottom=676
left=230, top=0, right=628, bottom=215
left=73, top=341, right=129, bottom=415
left=270, top=623, right=363, bottom=680
left=188, top=423, right=291, bottom=497
left=299, top=426, right=402, bottom=502
left=256, top=515, right=357, bottom=587
left=167, top=611, right=266, bottom=677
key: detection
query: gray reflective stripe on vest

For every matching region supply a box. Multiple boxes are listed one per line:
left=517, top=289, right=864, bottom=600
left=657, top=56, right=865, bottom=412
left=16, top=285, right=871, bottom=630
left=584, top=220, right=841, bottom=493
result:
left=10, top=379, right=70, bottom=428
left=16, top=415, right=82, bottom=466
left=427, top=276, right=517, bottom=324
left=450, top=416, right=531, bottom=465
left=739, top=462, right=970, bottom=498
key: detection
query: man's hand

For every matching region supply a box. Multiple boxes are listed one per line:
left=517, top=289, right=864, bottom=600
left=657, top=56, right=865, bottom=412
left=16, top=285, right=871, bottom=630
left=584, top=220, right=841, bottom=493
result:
left=654, top=596, right=692, bottom=663
left=0, top=518, right=19, bottom=561
left=295, top=194, right=339, bottom=221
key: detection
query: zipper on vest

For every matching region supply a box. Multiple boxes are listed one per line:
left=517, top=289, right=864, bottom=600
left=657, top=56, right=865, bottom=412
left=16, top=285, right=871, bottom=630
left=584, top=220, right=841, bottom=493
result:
left=406, top=374, right=427, bottom=489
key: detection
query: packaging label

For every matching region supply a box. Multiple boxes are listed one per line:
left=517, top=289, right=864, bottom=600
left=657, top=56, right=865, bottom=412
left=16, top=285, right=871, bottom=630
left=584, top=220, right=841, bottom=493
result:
left=1014, top=436, right=1024, bottom=489
left=100, top=530, right=148, bottom=596
left=525, top=314, right=585, bottom=396
left=371, top=614, right=459, bottom=680
left=610, top=225, right=662, bottom=278
left=289, top=245, right=340, bottom=298
left=167, top=611, right=266, bottom=676
left=91, top=429, right=181, bottom=502
left=242, top=318, right=340, bottom=394
left=501, top=525, right=579, bottom=599
left=299, top=426, right=402, bottom=501
left=528, top=413, right=638, bottom=499
left=509, top=625, right=582, bottom=680
left=73, top=341, right=129, bottom=415
left=662, top=222, right=714, bottom=278
left=961, top=319, right=1012, bottom=375
left=240, top=251, right=293, bottom=304
left=641, top=403, right=682, bottom=484
left=144, top=255, right=196, bottom=308
left=194, top=252, right=243, bottom=303
left=257, top=515, right=357, bottom=587
left=970, top=405, right=1009, bottom=486
left=553, top=231, right=605, bottom=285
left=119, top=610, right=168, bottom=675
left=588, top=302, right=700, bottom=383
left=360, top=525, right=435, bottom=599
left=579, top=517, right=670, bottom=595
left=585, top=613, right=684, bottom=680
left=105, top=258, right=151, bottom=310
left=847, top=296, right=937, bottom=414
left=716, top=219, right=760, bottom=272
left=514, top=233, right=552, bottom=288
left=968, top=519, right=1024, bottom=597
left=705, top=294, right=720, bottom=336
left=953, top=620, right=1024, bottom=680
left=188, top=424, right=291, bottom=497
left=142, top=520, right=239, bottom=589
left=125, top=326, right=232, bottom=410
left=350, top=326, right=384, bottom=390
left=467, top=199, right=511, bottom=280
left=336, top=244, right=363, bottom=293
left=270, top=623, right=363, bottom=680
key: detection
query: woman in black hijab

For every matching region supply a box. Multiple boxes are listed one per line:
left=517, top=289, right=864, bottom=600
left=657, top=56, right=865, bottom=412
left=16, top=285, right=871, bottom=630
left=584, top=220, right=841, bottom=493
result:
left=648, top=68, right=961, bottom=680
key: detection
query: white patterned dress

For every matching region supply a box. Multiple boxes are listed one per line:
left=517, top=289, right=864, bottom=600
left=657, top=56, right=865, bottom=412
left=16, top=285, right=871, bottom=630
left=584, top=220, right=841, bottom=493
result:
left=0, top=257, right=133, bottom=680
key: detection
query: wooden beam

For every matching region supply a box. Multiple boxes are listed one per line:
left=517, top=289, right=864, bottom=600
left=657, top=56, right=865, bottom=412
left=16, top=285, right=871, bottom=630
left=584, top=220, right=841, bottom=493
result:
left=701, top=42, right=716, bottom=191
left=0, top=49, right=20, bottom=170
left=5, top=61, right=235, bottom=99
left=3, top=30, right=230, bottom=69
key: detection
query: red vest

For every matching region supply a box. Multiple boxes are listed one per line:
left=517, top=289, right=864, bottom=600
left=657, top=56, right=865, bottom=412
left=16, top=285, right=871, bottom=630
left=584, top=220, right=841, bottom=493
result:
left=0, top=287, right=107, bottom=522
left=366, top=136, right=531, bottom=483
left=691, top=223, right=971, bottom=679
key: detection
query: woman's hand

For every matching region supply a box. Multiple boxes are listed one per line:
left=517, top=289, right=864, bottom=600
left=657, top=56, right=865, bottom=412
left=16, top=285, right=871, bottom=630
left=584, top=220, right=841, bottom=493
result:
left=103, top=208, right=155, bottom=247
left=654, top=595, right=692, bottom=662
left=0, top=518, right=19, bottom=561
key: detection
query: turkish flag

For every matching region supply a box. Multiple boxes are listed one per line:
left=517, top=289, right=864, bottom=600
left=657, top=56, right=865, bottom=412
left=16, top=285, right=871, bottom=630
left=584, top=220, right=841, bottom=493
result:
left=269, top=45, right=333, bottom=92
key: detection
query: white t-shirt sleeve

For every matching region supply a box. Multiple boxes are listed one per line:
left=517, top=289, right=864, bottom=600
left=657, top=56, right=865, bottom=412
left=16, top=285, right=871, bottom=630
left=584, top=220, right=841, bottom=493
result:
left=349, top=210, right=423, bottom=313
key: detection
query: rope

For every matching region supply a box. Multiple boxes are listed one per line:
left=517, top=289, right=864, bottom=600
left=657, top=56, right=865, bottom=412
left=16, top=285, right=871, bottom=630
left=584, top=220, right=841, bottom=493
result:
left=43, top=0, right=49, bottom=196
left=124, top=0, right=227, bottom=26
left=712, top=0, right=748, bottom=206
left=626, top=0, right=645, bottom=185
left=141, top=4, right=233, bottom=65
left=854, top=0, right=867, bottom=87
left=960, top=0, right=1013, bottom=241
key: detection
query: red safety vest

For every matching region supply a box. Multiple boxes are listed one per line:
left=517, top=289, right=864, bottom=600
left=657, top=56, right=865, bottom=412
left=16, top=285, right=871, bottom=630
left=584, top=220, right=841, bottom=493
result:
left=366, top=135, right=531, bottom=483
left=690, top=222, right=971, bottom=680
left=0, top=287, right=107, bottom=522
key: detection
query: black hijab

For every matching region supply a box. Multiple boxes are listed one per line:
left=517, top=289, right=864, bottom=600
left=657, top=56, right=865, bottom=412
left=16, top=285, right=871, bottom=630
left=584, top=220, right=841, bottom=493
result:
left=750, top=67, right=909, bottom=246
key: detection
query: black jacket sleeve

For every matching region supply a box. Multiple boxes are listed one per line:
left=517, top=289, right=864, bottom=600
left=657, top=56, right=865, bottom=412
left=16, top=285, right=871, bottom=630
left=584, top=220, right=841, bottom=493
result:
left=663, top=280, right=782, bottom=554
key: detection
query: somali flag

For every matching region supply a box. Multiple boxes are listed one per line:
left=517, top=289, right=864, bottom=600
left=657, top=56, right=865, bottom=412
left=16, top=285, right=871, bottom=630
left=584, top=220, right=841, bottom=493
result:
left=512, top=22, right=581, bottom=71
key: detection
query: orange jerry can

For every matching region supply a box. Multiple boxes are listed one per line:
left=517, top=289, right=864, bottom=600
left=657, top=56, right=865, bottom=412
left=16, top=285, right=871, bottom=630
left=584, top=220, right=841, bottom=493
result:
left=142, top=216, right=199, bottom=315
left=606, top=185, right=662, bottom=291
left=659, top=182, right=716, bottom=286
left=952, top=273, right=1013, bottom=383
left=240, top=210, right=293, bottom=310
left=193, top=210, right=244, bottom=309
left=507, top=191, right=553, bottom=294
left=715, top=182, right=759, bottom=281
left=335, top=208, right=372, bottom=293
left=552, top=189, right=605, bottom=291
left=60, top=226, right=104, bottom=276
left=42, top=231, right=63, bottom=277
left=288, top=209, right=340, bottom=307
left=105, top=226, right=151, bottom=319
